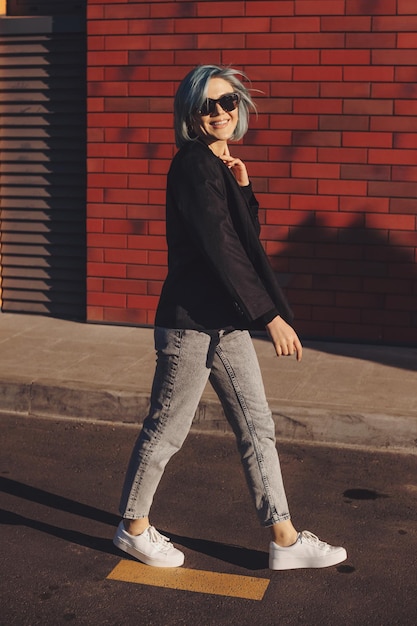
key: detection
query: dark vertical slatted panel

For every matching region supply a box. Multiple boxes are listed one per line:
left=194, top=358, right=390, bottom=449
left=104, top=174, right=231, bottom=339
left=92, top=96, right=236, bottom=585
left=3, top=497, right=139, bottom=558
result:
left=0, top=20, right=86, bottom=319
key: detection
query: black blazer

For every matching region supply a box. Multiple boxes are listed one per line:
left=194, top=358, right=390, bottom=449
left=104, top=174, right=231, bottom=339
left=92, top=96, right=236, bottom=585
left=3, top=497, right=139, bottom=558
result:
left=155, top=140, right=293, bottom=331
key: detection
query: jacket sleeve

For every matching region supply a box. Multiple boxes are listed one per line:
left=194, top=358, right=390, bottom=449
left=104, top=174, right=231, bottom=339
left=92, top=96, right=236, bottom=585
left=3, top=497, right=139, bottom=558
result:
left=170, top=152, right=279, bottom=325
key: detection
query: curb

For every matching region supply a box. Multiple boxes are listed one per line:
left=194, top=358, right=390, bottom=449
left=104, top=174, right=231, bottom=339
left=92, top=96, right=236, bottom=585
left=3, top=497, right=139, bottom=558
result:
left=1, top=378, right=417, bottom=454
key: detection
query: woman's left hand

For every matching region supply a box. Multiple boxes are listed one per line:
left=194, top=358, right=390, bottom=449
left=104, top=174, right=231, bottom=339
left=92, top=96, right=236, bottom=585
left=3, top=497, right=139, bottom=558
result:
left=219, top=145, right=250, bottom=187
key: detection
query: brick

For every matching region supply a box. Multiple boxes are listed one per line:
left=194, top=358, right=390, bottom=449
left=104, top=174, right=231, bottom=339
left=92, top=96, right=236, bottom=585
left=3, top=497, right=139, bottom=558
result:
left=397, top=33, right=417, bottom=49
left=270, top=178, right=318, bottom=194
left=87, top=262, right=126, bottom=278
left=292, top=131, right=341, bottom=147
left=104, top=188, right=148, bottom=204
left=271, top=82, right=319, bottom=97
left=88, top=233, right=127, bottom=249
left=88, top=292, right=126, bottom=308
left=89, top=173, right=128, bottom=188
left=103, top=307, right=148, bottom=325
left=398, top=0, right=417, bottom=14
left=340, top=196, right=389, bottom=213
left=318, top=179, right=367, bottom=196
left=128, top=174, right=166, bottom=190
left=321, top=83, right=370, bottom=98
left=320, top=116, right=369, bottom=132
left=368, top=181, right=417, bottom=198
left=291, top=163, right=340, bottom=178
left=346, top=0, right=397, bottom=14
left=271, top=16, right=320, bottom=32
left=246, top=1, right=293, bottom=16
left=371, top=117, right=417, bottom=132
left=369, top=149, right=417, bottom=166
left=128, top=113, right=171, bottom=128
left=390, top=231, right=417, bottom=247
left=395, top=67, right=417, bottom=81
left=105, top=249, right=147, bottom=265
left=245, top=130, right=292, bottom=145
left=256, top=99, right=292, bottom=114
left=104, top=159, right=148, bottom=174
left=88, top=35, right=105, bottom=51
left=373, top=50, right=417, bottom=65
left=290, top=195, right=338, bottom=211
left=244, top=33, right=294, bottom=49
left=127, top=265, right=167, bottom=281
left=105, top=66, right=149, bottom=82
left=365, top=213, right=415, bottom=231
left=127, top=294, right=160, bottom=310
left=343, top=99, right=394, bottom=115
left=373, top=16, right=417, bottom=31
left=296, top=1, right=345, bottom=15
left=86, top=218, right=103, bottom=233
left=395, top=100, right=417, bottom=116
left=196, top=32, right=244, bottom=49
left=295, top=33, right=345, bottom=48
left=103, top=219, right=147, bottom=235
left=221, top=50, right=271, bottom=66
left=392, top=166, right=417, bottom=182
left=89, top=20, right=128, bottom=35
left=293, top=66, right=342, bottom=81
left=88, top=204, right=127, bottom=219
left=343, top=132, right=392, bottom=148
left=321, top=50, right=370, bottom=65
left=244, top=162, right=290, bottom=178
left=88, top=51, right=128, bottom=66
left=129, top=50, right=175, bottom=65
left=129, top=18, right=174, bottom=35
left=87, top=306, right=104, bottom=322
left=340, top=164, right=391, bottom=181
left=317, top=212, right=362, bottom=229
left=372, top=83, right=415, bottom=99
left=222, top=17, right=271, bottom=32
left=268, top=146, right=317, bottom=162
left=104, top=4, right=150, bottom=19
left=271, top=49, right=320, bottom=64
left=127, top=235, right=167, bottom=251
left=104, top=278, right=147, bottom=295
left=197, top=0, right=245, bottom=17
left=320, top=16, right=371, bottom=31
left=390, top=198, right=417, bottom=214
left=295, top=99, right=342, bottom=114
left=270, top=114, right=318, bottom=130
left=89, top=112, right=128, bottom=128
left=344, top=66, right=394, bottom=81
left=346, top=32, right=396, bottom=48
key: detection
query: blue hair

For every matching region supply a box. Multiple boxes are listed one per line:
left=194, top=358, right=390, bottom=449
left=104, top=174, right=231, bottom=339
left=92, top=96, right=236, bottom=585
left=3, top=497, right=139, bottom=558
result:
left=174, top=65, right=257, bottom=148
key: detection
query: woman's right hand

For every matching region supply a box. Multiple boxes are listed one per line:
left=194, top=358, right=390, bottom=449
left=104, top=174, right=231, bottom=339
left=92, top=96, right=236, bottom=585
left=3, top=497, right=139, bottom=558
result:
left=266, top=316, right=303, bottom=361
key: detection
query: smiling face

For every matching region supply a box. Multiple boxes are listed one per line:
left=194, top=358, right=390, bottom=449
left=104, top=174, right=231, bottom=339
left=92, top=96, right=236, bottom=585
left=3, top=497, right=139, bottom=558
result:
left=192, top=77, right=239, bottom=153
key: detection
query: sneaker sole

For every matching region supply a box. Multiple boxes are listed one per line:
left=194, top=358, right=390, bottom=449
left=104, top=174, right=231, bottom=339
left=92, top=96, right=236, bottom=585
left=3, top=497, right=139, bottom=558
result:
left=113, top=535, right=185, bottom=568
left=269, top=547, right=347, bottom=570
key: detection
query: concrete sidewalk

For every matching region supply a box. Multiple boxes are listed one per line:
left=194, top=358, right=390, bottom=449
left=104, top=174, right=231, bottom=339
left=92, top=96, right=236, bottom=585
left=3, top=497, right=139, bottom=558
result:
left=0, top=312, right=416, bottom=452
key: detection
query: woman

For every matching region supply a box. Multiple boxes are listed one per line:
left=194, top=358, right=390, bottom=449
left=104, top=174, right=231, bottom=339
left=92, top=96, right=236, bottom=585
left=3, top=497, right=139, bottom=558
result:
left=113, top=65, right=347, bottom=570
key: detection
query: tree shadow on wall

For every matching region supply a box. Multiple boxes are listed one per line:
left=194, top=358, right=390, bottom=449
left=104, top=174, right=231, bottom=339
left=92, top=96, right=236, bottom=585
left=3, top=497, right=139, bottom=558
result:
left=265, top=211, right=417, bottom=369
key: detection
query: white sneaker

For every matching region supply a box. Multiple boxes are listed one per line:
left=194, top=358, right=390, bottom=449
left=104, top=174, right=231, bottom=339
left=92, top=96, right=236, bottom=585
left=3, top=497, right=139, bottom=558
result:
left=269, top=530, right=347, bottom=570
left=113, top=522, right=185, bottom=568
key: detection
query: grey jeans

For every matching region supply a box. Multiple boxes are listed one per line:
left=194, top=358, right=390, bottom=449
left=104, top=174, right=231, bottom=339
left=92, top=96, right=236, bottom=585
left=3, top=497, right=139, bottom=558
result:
left=119, top=327, right=290, bottom=527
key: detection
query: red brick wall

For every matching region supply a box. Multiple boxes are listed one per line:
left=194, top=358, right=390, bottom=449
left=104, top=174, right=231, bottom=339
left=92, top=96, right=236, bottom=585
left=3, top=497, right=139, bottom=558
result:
left=86, top=0, right=417, bottom=344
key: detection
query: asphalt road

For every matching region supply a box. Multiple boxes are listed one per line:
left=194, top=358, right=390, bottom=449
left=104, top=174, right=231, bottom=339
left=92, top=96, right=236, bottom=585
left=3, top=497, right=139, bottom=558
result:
left=1, top=414, right=417, bottom=626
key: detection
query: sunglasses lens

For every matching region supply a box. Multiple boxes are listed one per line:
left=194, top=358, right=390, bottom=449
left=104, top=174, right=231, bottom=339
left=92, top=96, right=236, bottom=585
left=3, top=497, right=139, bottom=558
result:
left=220, top=93, right=240, bottom=112
left=198, top=93, right=240, bottom=116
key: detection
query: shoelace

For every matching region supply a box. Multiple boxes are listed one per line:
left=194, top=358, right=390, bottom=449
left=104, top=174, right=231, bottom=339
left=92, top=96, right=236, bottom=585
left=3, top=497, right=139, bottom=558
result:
left=146, top=526, right=171, bottom=552
left=299, top=531, right=329, bottom=550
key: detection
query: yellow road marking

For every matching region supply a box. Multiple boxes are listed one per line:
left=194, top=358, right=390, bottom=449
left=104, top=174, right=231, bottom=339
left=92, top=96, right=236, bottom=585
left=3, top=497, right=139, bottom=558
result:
left=107, top=560, right=270, bottom=601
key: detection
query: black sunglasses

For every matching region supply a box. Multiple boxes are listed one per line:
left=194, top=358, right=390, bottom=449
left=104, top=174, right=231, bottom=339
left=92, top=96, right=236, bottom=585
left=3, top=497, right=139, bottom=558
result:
left=197, top=92, right=240, bottom=116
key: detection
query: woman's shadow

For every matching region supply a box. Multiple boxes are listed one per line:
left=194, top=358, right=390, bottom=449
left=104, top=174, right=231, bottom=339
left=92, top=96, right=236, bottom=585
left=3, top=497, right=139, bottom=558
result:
left=0, top=476, right=268, bottom=570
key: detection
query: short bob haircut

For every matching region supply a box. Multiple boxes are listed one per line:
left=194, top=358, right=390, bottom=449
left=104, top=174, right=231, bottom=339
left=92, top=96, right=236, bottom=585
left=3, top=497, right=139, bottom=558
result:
left=174, top=65, right=256, bottom=149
